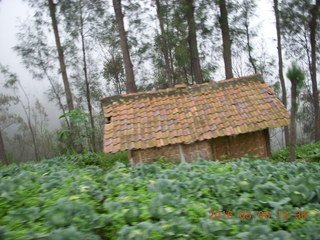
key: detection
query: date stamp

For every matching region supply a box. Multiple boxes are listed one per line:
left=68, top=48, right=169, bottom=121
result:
left=208, top=210, right=308, bottom=220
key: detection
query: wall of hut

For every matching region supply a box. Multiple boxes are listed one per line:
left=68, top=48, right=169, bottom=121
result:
left=130, top=130, right=270, bottom=163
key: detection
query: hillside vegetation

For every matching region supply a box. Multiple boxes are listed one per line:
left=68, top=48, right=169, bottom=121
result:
left=0, top=147, right=320, bottom=239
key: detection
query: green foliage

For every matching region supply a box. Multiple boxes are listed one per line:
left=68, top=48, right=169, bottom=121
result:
left=286, top=62, right=305, bottom=90
left=73, top=151, right=129, bottom=170
left=272, top=142, right=320, bottom=162
left=1, top=154, right=319, bottom=239
left=59, top=110, right=97, bottom=152
left=153, top=155, right=179, bottom=164
left=103, top=55, right=126, bottom=95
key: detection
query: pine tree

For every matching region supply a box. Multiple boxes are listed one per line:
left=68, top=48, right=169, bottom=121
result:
left=112, top=0, right=137, bottom=93
left=273, top=0, right=289, bottom=146
left=287, top=62, right=305, bottom=162
left=217, top=0, right=233, bottom=79
left=281, top=0, right=320, bottom=141
left=48, top=0, right=83, bottom=152
left=309, top=0, right=320, bottom=141
left=185, top=0, right=202, bottom=84
left=155, top=0, right=174, bottom=87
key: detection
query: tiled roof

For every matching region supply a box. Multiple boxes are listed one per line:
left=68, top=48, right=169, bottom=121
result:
left=101, top=74, right=290, bottom=153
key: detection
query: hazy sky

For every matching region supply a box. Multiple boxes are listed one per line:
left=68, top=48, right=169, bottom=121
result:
left=0, top=0, right=61, bottom=129
left=0, top=0, right=278, bottom=130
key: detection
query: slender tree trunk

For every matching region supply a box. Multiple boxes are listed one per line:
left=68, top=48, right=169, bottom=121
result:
left=112, top=0, right=137, bottom=93
left=273, top=0, right=289, bottom=147
left=48, top=0, right=74, bottom=112
left=79, top=3, right=96, bottom=152
left=309, top=0, right=320, bottom=141
left=186, top=0, right=202, bottom=84
left=114, top=73, right=122, bottom=95
left=48, top=0, right=82, bottom=153
left=218, top=0, right=233, bottom=79
left=244, top=21, right=257, bottom=74
left=0, top=130, right=8, bottom=165
left=41, top=64, right=70, bottom=128
left=17, top=82, right=40, bottom=162
left=155, top=0, right=174, bottom=88
left=46, top=75, right=70, bottom=128
left=36, top=47, right=69, bottom=127
left=289, top=82, right=297, bottom=162
left=27, top=118, right=40, bottom=161
left=166, top=8, right=176, bottom=85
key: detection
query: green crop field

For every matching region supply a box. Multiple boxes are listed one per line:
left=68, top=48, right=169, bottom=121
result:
left=0, top=151, right=320, bottom=239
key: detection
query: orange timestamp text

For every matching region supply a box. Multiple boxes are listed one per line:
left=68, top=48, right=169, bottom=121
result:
left=208, top=210, right=308, bottom=220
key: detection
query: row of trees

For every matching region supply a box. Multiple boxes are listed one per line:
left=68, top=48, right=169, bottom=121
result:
left=0, top=0, right=319, bottom=164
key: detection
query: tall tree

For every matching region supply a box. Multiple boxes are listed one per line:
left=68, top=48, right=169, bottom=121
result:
left=309, top=0, right=320, bottom=141
left=155, top=0, right=174, bottom=88
left=287, top=62, right=305, bottom=162
left=273, top=0, right=289, bottom=146
left=241, top=0, right=257, bottom=74
left=112, top=0, right=137, bottom=93
left=14, top=20, right=70, bottom=128
left=48, top=0, right=75, bottom=112
left=281, top=0, right=320, bottom=141
left=0, top=94, right=21, bottom=165
left=48, top=0, right=82, bottom=152
left=185, top=0, right=202, bottom=84
left=79, top=0, right=96, bottom=151
left=217, top=0, right=234, bottom=79
left=0, top=130, right=7, bottom=165
left=60, top=0, right=104, bottom=152
left=0, top=65, right=40, bottom=161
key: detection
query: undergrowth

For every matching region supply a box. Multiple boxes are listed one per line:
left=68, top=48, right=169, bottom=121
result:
left=272, top=142, right=320, bottom=162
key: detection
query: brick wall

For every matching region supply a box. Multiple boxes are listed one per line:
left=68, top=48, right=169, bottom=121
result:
left=212, top=130, right=269, bottom=160
left=131, top=144, right=181, bottom=163
left=131, top=130, right=269, bottom=163
left=131, top=140, right=212, bottom=164
left=182, top=141, right=212, bottom=162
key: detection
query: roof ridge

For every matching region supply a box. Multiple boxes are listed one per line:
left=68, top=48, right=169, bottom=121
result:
left=100, top=74, right=263, bottom=105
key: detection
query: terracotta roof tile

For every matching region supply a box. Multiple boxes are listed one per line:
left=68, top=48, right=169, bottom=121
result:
left=101, top=74, right=290, bottom=153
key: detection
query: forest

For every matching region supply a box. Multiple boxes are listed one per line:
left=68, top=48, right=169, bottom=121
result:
left=0, top=0, right=319, bottom=162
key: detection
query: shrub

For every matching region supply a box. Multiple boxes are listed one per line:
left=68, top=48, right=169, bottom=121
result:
left=272, top=142, right=320, bottom=162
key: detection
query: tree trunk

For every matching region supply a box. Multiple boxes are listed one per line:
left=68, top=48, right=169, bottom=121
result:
left=273, top=0, right=289, bottom=147
left=309, top=0, right=320, bottom=141
left=39, top=57, right=70, bottom=128
left=79, top=2, right=96, bottom=152
left=218, top=0, right=233, bottom=79
left=289, top=82, right=297, bottom=162
left=0, top=130, right=8, bottom=165
left=244, top=21, right=257, bottom=74
left=186, top=0, right=202, bottom=84
left=48, top=0, right=74, bottom=112
left=155, top=0, right=174, bottom=88
left=112, top=0, right=137, bottom=93
left=27, top=117, right=40, bottom=161
left=48, top=0, right=82, bottom=153
left=18, top=82, right=40, bottom=162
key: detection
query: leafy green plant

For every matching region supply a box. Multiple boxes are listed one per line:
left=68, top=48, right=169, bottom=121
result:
left=272, top=142, right=320, bottom=162
left=58, top=110, right=97, bottom=152
left=153, top=155, right=179, bottom=164
left=0, top=153, right=320, bottom=239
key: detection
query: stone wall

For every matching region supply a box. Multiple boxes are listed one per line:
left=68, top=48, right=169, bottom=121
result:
left=131, top=130, right=270, bottom=163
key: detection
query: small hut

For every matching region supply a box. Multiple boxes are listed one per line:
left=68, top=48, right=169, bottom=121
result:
left=101, top=74, right=290, bottom=163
